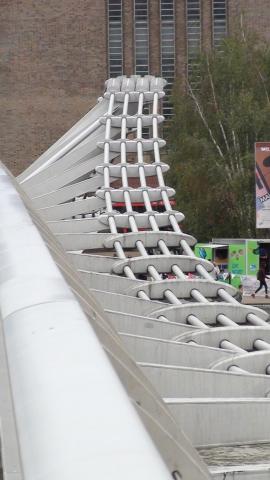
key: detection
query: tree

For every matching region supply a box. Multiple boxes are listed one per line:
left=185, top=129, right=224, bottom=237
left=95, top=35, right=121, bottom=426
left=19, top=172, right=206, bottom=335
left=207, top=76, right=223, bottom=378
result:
left=166, top=34, right=270, bottom=241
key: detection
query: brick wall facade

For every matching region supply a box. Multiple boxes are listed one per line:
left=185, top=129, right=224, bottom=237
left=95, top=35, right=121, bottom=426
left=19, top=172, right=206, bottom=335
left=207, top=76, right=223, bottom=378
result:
left=228, top=0, right=270, bottom=41
left=0, top=0, right=107, bottom=175
left=1, top=0, right=270, bottom=175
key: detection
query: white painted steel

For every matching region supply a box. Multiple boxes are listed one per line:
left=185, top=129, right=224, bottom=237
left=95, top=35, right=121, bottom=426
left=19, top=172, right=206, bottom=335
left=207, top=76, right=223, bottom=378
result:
left=213, top=351, right=270, bottom=376
left=9, top=75, right=270, bottom=475
left=140, top=363, right=270, bottom=398
left=0, top=168, right=175, bottom=480
left=21, top=75, right=270, bottom=374
left=166, top=398, right=270, bottom=446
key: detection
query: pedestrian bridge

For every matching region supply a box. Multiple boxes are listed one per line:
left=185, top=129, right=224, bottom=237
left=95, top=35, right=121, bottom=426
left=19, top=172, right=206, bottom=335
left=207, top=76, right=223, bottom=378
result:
left=1, top=76, right=270, bottom=480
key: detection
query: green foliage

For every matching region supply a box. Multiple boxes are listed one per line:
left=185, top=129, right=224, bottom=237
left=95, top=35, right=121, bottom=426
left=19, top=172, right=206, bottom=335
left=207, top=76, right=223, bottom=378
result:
left=166, top=34, right=270, bottom=241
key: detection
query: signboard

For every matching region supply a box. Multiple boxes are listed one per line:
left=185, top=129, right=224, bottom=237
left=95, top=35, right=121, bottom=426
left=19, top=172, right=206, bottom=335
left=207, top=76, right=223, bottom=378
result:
left=195, top=245, right=213, bottom=262
left=255, top=142, right=270, bottom=228
left=246, top=240, right=259, bottom=276
left=228, top=244, right=245, bottom=275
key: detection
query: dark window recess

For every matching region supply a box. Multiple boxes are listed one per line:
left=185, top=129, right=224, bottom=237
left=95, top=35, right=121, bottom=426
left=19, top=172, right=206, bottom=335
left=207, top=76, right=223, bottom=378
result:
left=108, top=0, right=123, bottom=77
left=186, top=0, right=201, bottom=86
left=160, top=0, right=175, bottom=119
left=134, top=0, right=149, bottom=75
left=212, top=0, right=227, bottom=48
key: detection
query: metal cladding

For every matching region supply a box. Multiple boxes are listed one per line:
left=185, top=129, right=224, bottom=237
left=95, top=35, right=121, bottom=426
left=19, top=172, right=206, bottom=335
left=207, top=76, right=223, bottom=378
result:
left=1, top=76, right=270, bottom=479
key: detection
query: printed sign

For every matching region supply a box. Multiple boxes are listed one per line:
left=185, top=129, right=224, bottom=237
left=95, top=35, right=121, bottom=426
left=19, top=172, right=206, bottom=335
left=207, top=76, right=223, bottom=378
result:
left=246, top=240, right=259, bottom=276
left=255, top=142, right=270, bottom=228
left=195, top=245, right=213, bottom=262
left=228, top=244, right=245, bottom=275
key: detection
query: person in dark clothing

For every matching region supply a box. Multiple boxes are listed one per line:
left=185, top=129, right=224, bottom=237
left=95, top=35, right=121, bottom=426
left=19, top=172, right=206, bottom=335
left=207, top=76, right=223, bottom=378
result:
left=237, top=284, right=243, bottom=303
left=225, top=272, right=232, bottom=284
left=252, top=267, right=270, bottom=298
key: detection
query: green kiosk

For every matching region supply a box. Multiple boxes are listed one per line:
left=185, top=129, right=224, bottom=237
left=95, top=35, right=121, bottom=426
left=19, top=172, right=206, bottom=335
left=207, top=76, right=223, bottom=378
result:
left=195, top=239, right=270, bottom=287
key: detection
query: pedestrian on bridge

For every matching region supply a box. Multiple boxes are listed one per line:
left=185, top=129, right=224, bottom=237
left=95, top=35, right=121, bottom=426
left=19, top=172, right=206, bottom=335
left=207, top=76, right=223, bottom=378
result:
left=252, top=267, right=270, bottom=298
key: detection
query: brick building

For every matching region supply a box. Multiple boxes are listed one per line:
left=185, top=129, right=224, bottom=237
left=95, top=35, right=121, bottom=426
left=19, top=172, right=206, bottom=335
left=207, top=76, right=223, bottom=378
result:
left=1, top=0, right=270, bottom=175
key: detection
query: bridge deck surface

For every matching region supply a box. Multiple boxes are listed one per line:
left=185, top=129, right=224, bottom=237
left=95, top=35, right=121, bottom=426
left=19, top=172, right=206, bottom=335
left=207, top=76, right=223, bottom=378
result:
left=198, top=442, right=270, bottom=466
left=242, top=296, right=270, bottom=306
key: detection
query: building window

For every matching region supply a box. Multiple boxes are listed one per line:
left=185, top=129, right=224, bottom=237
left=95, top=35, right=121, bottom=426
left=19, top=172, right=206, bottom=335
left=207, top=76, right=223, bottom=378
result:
left=108, top=0, right=123, bottom=77
left=186, top=0, right=201, bottom=83
left=160, top=0, right=175, bottom=119
left=134, top=0, right=149, bottom=75
left=212, top=0, right=227, bottom=49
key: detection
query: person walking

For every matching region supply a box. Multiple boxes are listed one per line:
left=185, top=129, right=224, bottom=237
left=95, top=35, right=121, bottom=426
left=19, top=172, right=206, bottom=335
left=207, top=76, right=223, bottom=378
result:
left=252, top=267, right=270, bottom=298
left=212, top=262, right=220, bottom=281
left=237, top=284, right=243, bottom=303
